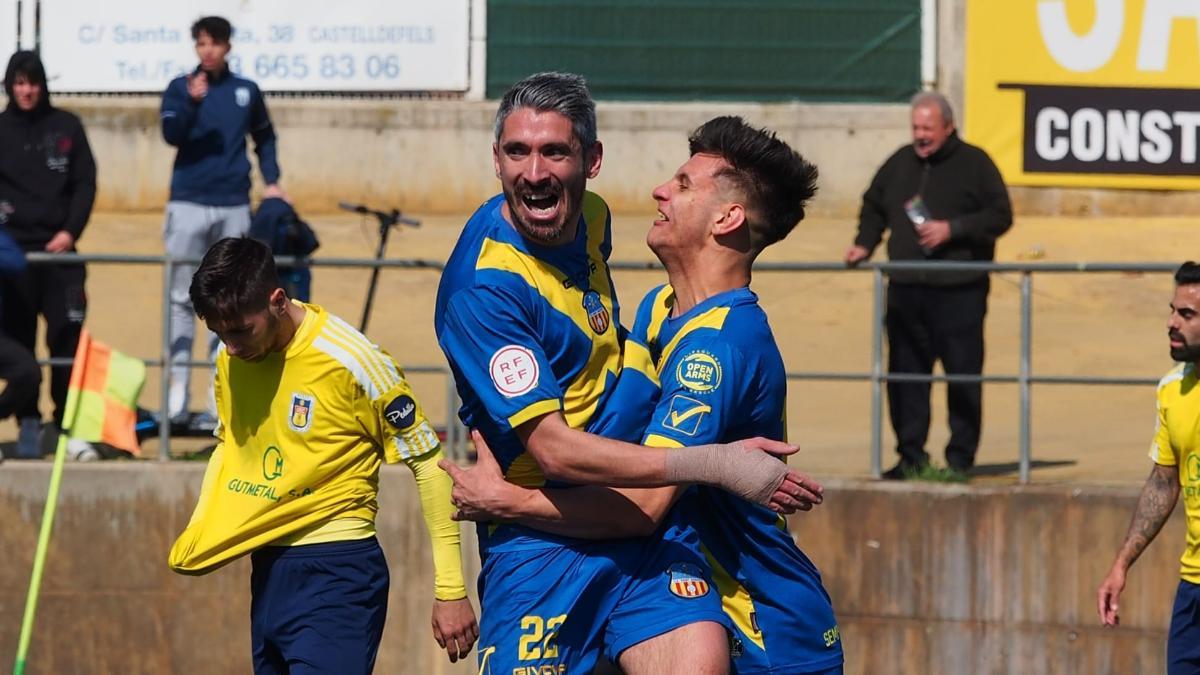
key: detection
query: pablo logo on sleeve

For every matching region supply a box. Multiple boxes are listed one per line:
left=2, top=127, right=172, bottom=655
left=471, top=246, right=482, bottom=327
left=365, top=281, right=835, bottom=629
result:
left=385, top=395, right=417, bottom=430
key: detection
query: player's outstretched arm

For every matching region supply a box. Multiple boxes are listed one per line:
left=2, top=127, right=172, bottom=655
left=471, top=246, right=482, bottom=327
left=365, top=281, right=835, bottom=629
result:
left=517, top=413, right=822, bottom=510
left=404, top=448, right=479, bottom=662
left=441, top=431, right=685, bottom=538
left=1097, top=462, right=1179, bottom=626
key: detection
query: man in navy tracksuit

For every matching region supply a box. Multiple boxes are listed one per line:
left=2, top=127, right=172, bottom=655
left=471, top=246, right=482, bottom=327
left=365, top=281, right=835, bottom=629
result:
left=160, top=15, right=283, bottom=426
left=0, top=50, right=94, bottom=458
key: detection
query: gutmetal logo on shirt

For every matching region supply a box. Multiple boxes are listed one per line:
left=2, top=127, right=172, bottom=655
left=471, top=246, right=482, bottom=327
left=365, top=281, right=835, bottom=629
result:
left=288, top=393, right=315, bottom=432
left=262, top=446, right=284, bottom=481
left=667, top=562, right=710, bottom=599
left=676, top=350, right=722, bottom=394
left=582, top=289, right=610, bottom=334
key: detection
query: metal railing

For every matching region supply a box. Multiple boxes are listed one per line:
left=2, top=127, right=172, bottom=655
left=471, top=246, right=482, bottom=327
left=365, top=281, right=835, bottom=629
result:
left=609, top=259, right=1176, bottom=483
left=21, top=253, right=1177, bottom=482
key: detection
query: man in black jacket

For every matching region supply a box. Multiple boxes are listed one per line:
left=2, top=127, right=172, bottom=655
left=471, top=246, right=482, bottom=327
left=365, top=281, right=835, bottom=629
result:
left=0, top=222, right=39, bottom=461
left=0, top=50, right=97, bottom=458
left=845, top=91, right=1012, bottom=479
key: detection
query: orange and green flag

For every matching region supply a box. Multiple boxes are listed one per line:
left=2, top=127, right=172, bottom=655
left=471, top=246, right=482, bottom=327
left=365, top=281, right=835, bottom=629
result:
left=64, top=328, right=146, bottom=456
left=14, top=329, right=147, bottom=675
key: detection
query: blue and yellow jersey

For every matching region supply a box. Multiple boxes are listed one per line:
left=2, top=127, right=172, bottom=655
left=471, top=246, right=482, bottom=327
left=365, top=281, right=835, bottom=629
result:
left=435, top=192, right=627, bottom=552
left=1149, top=363, right=1200, bottom=583
left=169, top=303, right=452, bottom=577
left=626, top=284, right=843, bottom=673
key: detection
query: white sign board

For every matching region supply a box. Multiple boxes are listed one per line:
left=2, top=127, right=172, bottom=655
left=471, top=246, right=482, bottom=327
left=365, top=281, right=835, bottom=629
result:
left=0, top=0, right=16, bottom=64
left=39, top=0, right=470, bottom=93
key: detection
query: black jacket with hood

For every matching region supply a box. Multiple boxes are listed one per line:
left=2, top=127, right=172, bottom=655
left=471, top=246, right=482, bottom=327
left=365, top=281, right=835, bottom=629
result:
left=854, top=131, right=1012, bottom=286
left=0, top=51, right=97, bottom=251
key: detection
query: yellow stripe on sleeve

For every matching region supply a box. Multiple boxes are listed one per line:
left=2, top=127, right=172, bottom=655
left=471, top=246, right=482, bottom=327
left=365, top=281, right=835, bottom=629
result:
left=507, top=398, right=563, bottom=431
left=645, top=433, right=684, bottom=449
left=656, top=307, right=731, bottom=375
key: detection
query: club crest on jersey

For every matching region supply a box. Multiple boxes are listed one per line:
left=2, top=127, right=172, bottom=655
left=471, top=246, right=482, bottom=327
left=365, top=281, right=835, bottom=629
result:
left=288, top=393, right=315, bottom=432
left=235, top=86, right=250, bottom=107
left=667, top=562, right=710, bottom=599
left=582, top=290, right=610, bottom=334
left=677, top=350, right=722, bottom=394
left=489, top=345, right=539, bottom=397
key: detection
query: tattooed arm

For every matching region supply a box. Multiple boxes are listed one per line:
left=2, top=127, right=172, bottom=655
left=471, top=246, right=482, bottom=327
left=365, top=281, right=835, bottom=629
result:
left=1097, top=463, right=1180, bottom=626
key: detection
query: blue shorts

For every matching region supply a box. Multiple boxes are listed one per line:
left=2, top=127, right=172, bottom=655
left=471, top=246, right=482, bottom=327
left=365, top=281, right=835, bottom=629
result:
left=250, top=537, right=389, bottom=675
left=476, top=534, right=730, bottom=674
left=723, top=564, right=844, bottom=674
left=1169, top=579, right=1200, bottom=675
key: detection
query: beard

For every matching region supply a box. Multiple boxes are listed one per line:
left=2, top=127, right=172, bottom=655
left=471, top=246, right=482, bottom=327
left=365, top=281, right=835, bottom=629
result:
left=501, top=175, right=586, bottom=246
left=1170, top=331, right=1200, bottom=362
left=503, top=189, right=567, bottom=244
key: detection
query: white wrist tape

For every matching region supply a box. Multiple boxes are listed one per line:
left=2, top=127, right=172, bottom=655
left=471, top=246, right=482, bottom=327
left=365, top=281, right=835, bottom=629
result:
left=664, top=441, right=788, bottom=506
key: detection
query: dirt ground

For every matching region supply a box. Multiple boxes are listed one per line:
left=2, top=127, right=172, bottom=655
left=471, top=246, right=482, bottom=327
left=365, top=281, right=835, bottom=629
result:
left=1, top=208, right=1189, bottom=486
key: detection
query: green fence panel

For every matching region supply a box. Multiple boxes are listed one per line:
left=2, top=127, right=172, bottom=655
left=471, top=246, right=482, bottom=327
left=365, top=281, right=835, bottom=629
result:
left=486, top=0, right=921, bottom=102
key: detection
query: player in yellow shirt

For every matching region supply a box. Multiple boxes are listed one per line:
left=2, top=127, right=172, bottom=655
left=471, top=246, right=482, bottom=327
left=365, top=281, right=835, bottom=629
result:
left=1099, top=261, right=1200, bottom=674
left=168, top=237, right=477, bottom=673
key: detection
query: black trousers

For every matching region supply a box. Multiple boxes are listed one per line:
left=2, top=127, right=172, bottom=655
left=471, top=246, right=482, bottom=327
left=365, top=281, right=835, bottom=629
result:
left=0, top=262, right=86, bottom=426
left=885, top=279, right=989, bottom=470
left=0, top=328, right=40, bottom=420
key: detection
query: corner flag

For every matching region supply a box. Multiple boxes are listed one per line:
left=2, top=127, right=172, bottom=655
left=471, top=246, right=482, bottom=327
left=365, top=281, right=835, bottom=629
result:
left=13, top=330, right=146, bottom=675
left=63, top=329, right=147, bottom=455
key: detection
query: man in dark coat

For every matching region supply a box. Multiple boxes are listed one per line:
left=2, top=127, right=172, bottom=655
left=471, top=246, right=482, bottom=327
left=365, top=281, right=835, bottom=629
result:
left=846, top=91, right=1013, bottom=479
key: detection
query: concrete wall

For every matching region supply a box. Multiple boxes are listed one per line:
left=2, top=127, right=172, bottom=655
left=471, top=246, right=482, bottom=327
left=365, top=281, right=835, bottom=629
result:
left=18, top=0, right=1194, bottom=222
left=0, top=463, right=481, bottom=675
left=807, top=481, right=1175, bottom=675
left=65, top=96, right=910, bottom=219
left=0, top=466, right=1179, bottom=674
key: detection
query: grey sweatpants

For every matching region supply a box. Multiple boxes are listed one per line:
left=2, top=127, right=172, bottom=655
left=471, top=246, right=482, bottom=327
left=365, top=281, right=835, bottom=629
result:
left=164, top=200, right=251, bottom=419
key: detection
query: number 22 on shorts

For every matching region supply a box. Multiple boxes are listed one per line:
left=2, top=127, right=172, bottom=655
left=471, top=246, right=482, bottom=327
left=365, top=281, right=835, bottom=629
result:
left=518, top=614, right=566, bottom=660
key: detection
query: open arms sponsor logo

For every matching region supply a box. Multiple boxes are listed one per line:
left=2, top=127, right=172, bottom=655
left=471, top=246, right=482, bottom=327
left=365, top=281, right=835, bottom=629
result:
left=676, top=350, right=722, bottom=394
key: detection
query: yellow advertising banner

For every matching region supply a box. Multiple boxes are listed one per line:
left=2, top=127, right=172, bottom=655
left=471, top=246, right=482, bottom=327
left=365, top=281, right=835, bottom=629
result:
left=966, top=0, right=1200, bottom=189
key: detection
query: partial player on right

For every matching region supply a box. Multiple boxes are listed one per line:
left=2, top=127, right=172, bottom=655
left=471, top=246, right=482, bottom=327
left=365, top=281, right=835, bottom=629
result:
left=1098, top=262, right=1200, bottom=674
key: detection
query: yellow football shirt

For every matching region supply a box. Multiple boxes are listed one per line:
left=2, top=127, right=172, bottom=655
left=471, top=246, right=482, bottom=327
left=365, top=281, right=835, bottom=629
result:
left=1148, top=363, right=1200, bottom=583
left=168, top=302, right=452, bottom=581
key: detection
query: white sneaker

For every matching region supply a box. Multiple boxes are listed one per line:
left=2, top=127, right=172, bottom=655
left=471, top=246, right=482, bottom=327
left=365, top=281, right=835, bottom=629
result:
left=66, top=438, right=100, bottom=462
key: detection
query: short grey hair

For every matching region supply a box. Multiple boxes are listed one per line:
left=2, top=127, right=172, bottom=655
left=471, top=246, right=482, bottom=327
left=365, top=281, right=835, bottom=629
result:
left=494, top=72, right=598, bottom=151
left=910, top=91, right=954, bottom=126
